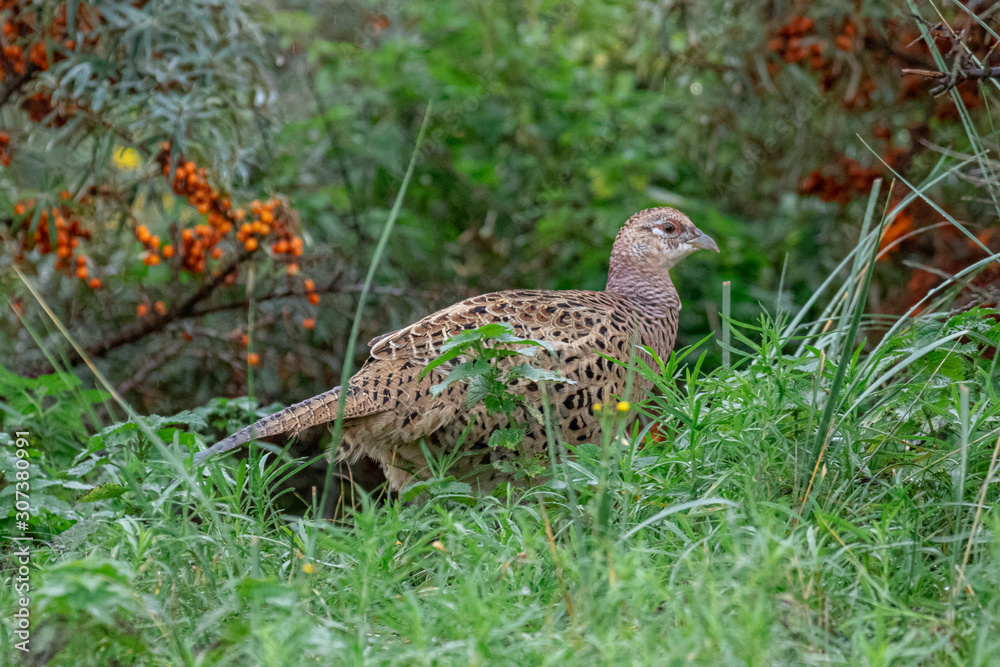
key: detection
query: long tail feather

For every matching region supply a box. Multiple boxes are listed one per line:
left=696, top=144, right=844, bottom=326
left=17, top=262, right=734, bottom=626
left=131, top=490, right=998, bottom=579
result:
left=193, top=387, right=342, bottom=464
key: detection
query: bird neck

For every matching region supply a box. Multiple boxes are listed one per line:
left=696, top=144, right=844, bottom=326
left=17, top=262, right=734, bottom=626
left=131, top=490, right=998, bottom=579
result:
left=605, top=263, right=680, bottom=317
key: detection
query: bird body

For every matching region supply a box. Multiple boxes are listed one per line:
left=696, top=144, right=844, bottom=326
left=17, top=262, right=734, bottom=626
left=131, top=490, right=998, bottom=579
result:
left=195, top=207, right=718, bottom=491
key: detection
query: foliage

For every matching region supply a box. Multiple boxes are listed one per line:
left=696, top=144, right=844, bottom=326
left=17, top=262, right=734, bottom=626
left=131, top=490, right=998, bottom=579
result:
left=421, top=321, right=569, bottom=479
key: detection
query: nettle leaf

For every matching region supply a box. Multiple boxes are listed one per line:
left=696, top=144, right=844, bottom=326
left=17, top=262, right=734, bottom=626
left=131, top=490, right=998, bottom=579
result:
left=438, top=323, right=515, bottom=353
left=432, top=360, right=491, bottom=396
left=465, top=373, right=498, bottom=407
left=507, top=363, right=574, bottom=385
left=483, top=392, right=518, bottom=415
left=421, top=346, right=465, bottom=379
left=488, top=426, right=525, bottom=450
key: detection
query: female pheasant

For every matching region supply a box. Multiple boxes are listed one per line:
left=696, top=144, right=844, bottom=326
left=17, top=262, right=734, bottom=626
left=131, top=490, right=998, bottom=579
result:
left=195, top=207, right=718, bottom=490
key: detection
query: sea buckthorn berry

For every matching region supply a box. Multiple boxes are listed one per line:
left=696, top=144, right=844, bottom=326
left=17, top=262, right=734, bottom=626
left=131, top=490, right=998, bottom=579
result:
left=163, top=245, right=175, bottom=258
left=88, top=277, right=101, bottom=289
left=304, top=279, right=315, bottom=292
left=137, top=304, right=148, bottom=316
left=182, top=229, right=194, bottom=242
left=247, top=352, right=260, bottom=366
left=154, top=301, right=167, bottom=315
left=75, top=266, right=88, bottom=279
left=286, top=263, right=300, bottom=276
left=307, top=292, right=320, bottom=306
left=245, top=238, right=258, bottom=251
left=302, top=318, right=316, bottom=330
left=211, top=247, right=222, bottom=259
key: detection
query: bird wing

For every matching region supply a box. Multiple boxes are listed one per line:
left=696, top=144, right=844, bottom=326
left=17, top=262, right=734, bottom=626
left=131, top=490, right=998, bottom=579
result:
left=366, top=289, right=624, bottom=364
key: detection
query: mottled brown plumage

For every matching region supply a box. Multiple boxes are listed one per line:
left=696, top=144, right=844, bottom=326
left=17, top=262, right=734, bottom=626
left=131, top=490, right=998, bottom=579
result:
left=194, top=207, right=718, bottom=491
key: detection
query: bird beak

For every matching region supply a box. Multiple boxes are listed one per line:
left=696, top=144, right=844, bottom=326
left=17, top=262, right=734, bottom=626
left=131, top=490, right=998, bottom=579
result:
left=689, top=231, right=720, bottom=253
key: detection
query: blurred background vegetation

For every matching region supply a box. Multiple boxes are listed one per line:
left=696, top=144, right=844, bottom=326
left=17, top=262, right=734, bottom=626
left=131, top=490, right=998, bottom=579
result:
left=1, top=0, right=997, bottom=420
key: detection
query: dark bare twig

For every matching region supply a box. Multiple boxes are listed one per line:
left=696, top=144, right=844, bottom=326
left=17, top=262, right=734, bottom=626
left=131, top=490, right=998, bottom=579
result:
left=902, top=11, right=1000, bottom=96
left=903, top=61, right=1000, bottom=95
left=27, top=248, right=254, bottom=376
left=188, top=281, right=414, bottom=318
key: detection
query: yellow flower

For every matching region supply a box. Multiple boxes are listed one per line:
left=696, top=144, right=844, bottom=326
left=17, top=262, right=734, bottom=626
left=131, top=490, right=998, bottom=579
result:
left=302, top=563, right=315, bottom=574
left=616, top=401, right=630, bottom=413
left=112, top=146, right=141, bottom=171
left=593, top=403, right=603, bottom=413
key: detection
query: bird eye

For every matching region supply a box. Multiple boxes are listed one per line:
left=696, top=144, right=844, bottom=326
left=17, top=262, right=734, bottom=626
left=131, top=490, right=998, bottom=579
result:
left=660, top=223, right=676, bottom=234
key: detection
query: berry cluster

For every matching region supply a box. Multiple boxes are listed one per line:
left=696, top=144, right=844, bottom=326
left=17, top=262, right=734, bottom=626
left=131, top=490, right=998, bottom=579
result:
left=766, top=15, right=875, bottom=107
left=13, top=195, right=99, bottom=288
left=0, top=1, right=91, bottom=131
left=155, top=147, right=303, bottom=277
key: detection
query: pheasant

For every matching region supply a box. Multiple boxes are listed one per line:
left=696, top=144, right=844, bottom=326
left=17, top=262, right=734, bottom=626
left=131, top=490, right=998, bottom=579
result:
left=194, top=207, right=718, bottom=491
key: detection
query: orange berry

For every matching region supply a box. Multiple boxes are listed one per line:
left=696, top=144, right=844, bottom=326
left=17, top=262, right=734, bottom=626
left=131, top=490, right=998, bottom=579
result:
left=154, top=301, right=167, bottom=315
left=76, top=255, right=87, bottom=265
left=182, top=229, right=194, bottom=242
left=273, top=240, right=289, bottom=254
left=76, top=266, right=88, bottom=279
left=307, top=292, right=320, bottom=306
left=14, top=203, right=26, bottom=216
left=235, top=208, right=245, bottom=221
left=136, top=225, right=151, bottom=242
left=245, top=238, right=258, bottom=252
left=211, top=247, right=222, bottom=259
left=163, top=245, right=175, bottom=258
left=247, top=352, right=260, bottom=366
left=150, top=235, right=160, bottom=248
left=57, top=246, right=72, bottom=258
left=286, top=263, right=300, bottom=276
left=302, top=318, right=316, bottom=330
left=304, top=279, right=315, bottom=292
left=240, top=334, right=249, bottom=346
left=137, top=304, right=148, bottom=316
left=88, top=277, right=101, bottom=289
left=185, top=161, right=196, bottom=173
left=260, top=209, right=273, bottom=224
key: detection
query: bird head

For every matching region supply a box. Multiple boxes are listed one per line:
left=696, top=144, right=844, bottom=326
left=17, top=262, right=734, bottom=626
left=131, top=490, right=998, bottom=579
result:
left=613, top=207, right=719, bottom=272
